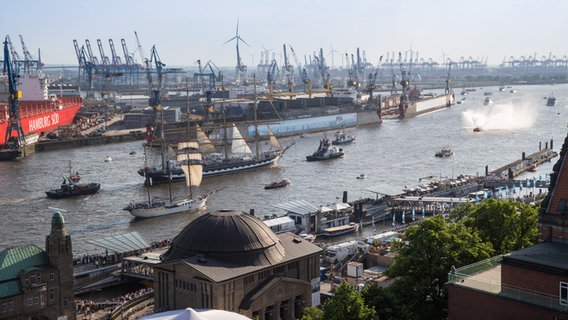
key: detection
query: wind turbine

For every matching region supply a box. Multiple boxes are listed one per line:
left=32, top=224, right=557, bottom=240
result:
left=328, top=43, right=339, bottom=70
left=224, top=19, right=249, bottom=85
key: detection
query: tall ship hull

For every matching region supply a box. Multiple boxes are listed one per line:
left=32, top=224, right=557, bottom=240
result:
left=140, top=152, right=282, bottom=185
left=0, top=96, right=82, bottom=145
left=125, top=195, right=209, bottom=218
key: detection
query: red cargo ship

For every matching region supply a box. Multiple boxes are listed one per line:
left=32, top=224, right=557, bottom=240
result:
left=0, top=73, right=82, bottom=145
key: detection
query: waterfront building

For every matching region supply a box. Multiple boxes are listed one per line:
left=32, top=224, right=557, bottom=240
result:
left=448, top=133, right=568, bottom=319
left=0, top=210, right=75, bottom=320
left=152, top=210, right=322, bottom=320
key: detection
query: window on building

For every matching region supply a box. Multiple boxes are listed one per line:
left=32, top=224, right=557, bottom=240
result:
left=560, top=282, right=568, bottom=305
left=49, top=290, right=55, bottom=301
left=559, top=199, right=567, bottom=212
left=2, top=303, right=7, bottom=313
left=49, top=272, right=54, bottom=281
left=41, top=293, right=46, bottom=305
left=64, top=296, right=68, bottom=307
left=34, top=296, right=39, bottom=305
left=8, top=302, right=13, bottom=312
left=27, top=297, right=33, bottom=306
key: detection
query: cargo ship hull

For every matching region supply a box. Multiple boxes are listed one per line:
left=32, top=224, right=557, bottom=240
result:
left=0, top=96, right=82, bottom=145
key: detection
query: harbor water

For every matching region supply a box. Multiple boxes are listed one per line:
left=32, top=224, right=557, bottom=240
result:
left=1, top=84, right=566, bottom=254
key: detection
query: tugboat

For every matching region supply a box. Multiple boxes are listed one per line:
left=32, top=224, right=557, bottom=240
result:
left=46, top=161, right=100, bottom=199
left=306, top=137, right=344, bottom=161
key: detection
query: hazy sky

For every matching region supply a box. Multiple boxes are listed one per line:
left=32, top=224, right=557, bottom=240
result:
left=1, top=0, right=566, bottom=69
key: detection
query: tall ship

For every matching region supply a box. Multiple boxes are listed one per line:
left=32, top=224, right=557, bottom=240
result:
left=139, top=123, right=292, bottom=185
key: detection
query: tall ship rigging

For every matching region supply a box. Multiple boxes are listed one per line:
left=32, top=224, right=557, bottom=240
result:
left=139, top=76, right=293, bottom=185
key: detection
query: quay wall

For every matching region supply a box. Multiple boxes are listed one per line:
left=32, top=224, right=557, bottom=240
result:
left=35, top=131, right=146, bottom=152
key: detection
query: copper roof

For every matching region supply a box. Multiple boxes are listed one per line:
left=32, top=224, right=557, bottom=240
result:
left=0, top=245, right=51, bottom=298
left=162, top=210, right=286, bottom=266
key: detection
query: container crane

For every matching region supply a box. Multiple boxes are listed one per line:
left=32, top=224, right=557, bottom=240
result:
left=108, top=39, right=122, bottom=65
left=19, top=35, right=40, bottom=73
left=121, top=38, right=135, bottom=65
left=97, top=39, right=111, bottom=66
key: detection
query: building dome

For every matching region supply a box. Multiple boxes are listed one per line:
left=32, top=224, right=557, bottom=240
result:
left=162, top=210, right=285, bottom=266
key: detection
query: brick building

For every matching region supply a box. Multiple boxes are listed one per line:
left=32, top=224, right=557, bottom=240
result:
left=0, top=210, right=75, bottom=320
left=152, top=210, right=323, bottom=320
left=448, top=134, right=568, bottom=319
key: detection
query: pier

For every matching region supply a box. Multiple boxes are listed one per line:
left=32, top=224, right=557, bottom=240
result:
left=486, top=140, right=557, bottom=180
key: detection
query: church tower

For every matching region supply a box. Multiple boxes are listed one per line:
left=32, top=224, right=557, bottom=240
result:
left=45, top=209, right=76, bottom=320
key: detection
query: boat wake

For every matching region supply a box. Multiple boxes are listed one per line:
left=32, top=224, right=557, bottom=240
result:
left=462, top=102, right=537, bottom=131
left=0, top=197, right=32, bottom=206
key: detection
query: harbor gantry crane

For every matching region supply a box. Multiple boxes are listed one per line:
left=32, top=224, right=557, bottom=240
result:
left=366, top=56, right=382, bottom=110
left=316, top=48, right=332, bottom=96
left=444, top=60, right=453, bottom=102
left=1, top=37, right=28, bottom=159
left=6, top=36, right=21, bottom=75
left=224, top=19, right=249, bottom=85
left=266, top=59, right=280, bottom=101
left=397, top=52, right=410, bottom=119
left=282, top=44, right=294, bottom=95
left=194, top=59, right=221, bottom=94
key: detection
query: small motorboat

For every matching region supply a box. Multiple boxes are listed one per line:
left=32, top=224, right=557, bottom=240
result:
left=104, top=156, right=113, bottom=162
left=435, top=149, right=454, bottom=158
left=357, top=174, right=366, bottom=180
left=528, top=164, right=537, bottom=172
left=264, top=178, right=291, bottom=190
left=473, top=127, right=481, bottom=132
left=332, top=130, right=356, bottom=145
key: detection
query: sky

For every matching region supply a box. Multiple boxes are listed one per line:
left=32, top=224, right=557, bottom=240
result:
left=1, top=0, right=567, bottom=70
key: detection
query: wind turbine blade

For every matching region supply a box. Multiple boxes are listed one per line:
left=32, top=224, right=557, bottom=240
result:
left=223, top=36, right=237, bottom=45
left=237, top=35, right=250, bottom=47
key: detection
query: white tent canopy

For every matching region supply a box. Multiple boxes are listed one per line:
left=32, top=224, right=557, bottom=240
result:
left=140, top=307, right=251, bottom=320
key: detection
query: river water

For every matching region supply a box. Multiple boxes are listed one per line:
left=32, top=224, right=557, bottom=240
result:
left=1, top=84, right=566, bottom=254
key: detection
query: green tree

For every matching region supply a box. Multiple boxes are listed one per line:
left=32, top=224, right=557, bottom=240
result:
left=321, top=280, right=376, bottom=320
left=300, top=306, right=324, bottom=320
left=361, top=283, right=403, bottom=320
left=459, top=198, right=539, bottom=254
left=384, top=215, right=493, bottom=319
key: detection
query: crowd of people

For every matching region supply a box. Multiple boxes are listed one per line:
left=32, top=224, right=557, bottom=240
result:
left=75, top=287, right=153, bottom=317
left=72, top=239, right=172, bottom=268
